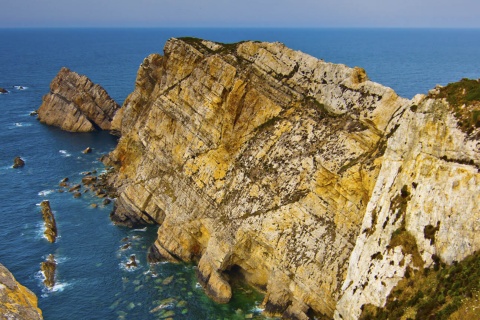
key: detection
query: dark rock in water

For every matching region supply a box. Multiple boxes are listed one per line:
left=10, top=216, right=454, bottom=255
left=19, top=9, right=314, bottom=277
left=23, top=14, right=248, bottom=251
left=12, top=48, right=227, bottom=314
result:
left=68, top=184, right=81, bottom=192
left=121, top=243, right=131, bottom=250
left=29, top=110, right=38, bottom=116
left=73, top=192, right=81, bottom=198
left=40, top=254, right=56, bottom=288
left=40, top=201, right=57, bottom=243
left=102, top=198, right=111, bottom=205
left=37, top=67, right=120, bottom=132
left=126, top=255, right=137, bottom=268
left=59, top=181, right=68, bottom=187
left=12, top=156, right=25, bottom=168
left=82, top=147, right=92, bottom=154
left=0, top=87, right=8, bottom=94
left=61, top=177, right=69, bottom=183
left=0, top=263, right=43, bottom=319
left=81, top=175, right=97, bottom=185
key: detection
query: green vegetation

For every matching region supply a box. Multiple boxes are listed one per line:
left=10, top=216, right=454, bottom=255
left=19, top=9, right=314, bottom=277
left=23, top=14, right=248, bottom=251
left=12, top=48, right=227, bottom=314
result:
left=428, top=78, right=480, bottom=133
left=360, top=250, right=480, bottom=320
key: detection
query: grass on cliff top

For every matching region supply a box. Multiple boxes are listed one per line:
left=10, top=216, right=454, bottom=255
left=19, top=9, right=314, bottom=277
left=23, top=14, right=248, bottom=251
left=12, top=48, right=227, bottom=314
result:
left=359, top=250, right=480, bottom=320
left=428, top=78, right=480, bottom=134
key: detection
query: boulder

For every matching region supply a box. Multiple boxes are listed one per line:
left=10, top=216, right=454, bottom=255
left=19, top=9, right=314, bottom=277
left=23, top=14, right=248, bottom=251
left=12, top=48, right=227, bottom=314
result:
left=37, top=67, right=120, bottom=132
left=0, top=87, right=8, bottom=94
left=126, top=255, right=137, bottom=268
left=82, top=147, right=92, bottom=154
left=40, top=254, right=56, bottom=289
left=0, top=263, right=43, bottom=319
left=81, top=175, right=97, bottom=185
left=13, top=156, right=25, bottom=168
left=40, top=201, right=57, bottom=243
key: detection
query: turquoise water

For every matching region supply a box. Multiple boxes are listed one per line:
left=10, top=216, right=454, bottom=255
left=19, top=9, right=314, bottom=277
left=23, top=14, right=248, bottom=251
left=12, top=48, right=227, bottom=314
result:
left=0, top=28, right=479, bottom=319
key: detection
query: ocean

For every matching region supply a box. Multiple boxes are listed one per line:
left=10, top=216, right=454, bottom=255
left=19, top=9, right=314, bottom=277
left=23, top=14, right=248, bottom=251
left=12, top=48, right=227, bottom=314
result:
left=0, top=28, right=479, bottom=319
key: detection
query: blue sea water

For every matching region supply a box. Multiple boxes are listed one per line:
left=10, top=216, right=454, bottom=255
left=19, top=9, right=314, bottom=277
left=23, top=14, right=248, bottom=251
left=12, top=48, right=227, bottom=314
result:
left=0, top=28, right=479, bottom=319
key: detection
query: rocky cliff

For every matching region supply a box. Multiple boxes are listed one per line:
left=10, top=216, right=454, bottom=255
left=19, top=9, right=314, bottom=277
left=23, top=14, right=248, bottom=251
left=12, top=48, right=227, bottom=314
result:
left=37, top=67, right=120, bottom=132
left=103, top=38, right=480, bottom=319
left=0, top=263, right=43, bottom=319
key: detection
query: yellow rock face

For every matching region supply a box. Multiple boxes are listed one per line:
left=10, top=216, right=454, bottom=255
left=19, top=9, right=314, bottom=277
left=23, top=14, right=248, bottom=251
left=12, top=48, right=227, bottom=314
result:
left=105, top=37, right=479, bottom=319
left=0, top=263, right=43, bottom=319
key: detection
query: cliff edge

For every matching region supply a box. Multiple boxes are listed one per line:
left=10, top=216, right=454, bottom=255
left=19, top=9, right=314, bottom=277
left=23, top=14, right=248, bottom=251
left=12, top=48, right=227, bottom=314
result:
left=0, top=263, right=43, bottom=319
left=103, top=38, right=480, bottom=319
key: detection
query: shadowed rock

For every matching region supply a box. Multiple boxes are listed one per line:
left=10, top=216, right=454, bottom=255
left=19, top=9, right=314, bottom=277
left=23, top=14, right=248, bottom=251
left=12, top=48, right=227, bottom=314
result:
left=40, top=254, right=56, bottom=289
left=13, top=156, right=25, bottom=168
left=40, top=200, right=57, bottom=243
left=37, top=67, right=120, bottom=132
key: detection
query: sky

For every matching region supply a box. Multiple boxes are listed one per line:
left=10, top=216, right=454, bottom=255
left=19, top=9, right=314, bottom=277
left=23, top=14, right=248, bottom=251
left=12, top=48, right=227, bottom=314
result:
left=1, top=0, right=480, bottom=28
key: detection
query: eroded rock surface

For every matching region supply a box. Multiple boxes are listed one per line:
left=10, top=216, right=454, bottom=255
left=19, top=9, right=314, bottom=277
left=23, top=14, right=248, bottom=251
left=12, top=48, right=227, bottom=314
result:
left=40, top=254, right=56, bottom=289
left=40, top=200, right=57, bottom=243
left=103, top=38, right=480, bottom=319
left=0, top=263, right=43, bottom=319
left=37, top=67, right=120, bottom=132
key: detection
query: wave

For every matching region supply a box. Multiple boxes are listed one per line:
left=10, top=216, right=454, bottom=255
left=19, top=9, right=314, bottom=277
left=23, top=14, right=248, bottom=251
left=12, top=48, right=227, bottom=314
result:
left=38, top=189, right=54, bottom=197
left=13, top=85, right=28, bottom=90
left=132, top=227, right=147, bottom=232
left=59, top=150, right=71, bottom=157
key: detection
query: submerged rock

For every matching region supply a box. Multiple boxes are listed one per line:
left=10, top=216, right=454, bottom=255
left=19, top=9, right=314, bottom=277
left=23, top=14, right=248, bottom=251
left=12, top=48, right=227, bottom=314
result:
left=0, top=263, right=43, bottom=319
left=126, top=255, right=137, bottom=269
left=37, top=67, right=120, bottom=132
left=40, top=254, right=56, bottom=289
left=40, top=200, right=57, bottom=243
left=12, top=156, right=25, bottom=168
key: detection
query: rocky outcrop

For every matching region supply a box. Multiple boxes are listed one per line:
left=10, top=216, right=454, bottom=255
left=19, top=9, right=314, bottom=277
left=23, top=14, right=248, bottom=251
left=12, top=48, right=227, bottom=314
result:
left=40, top=254, right=56, bottom=289
left=104, top=38, right=480, bottom=319
left=37, top=67, right=120, bottom=132
left=0, top=263, right=43, bottom=319
left=0, top=87, right=7, bottom=94
left=40, top=200, right=57, bottom=243
left=13, top=156, right=25, bottom=168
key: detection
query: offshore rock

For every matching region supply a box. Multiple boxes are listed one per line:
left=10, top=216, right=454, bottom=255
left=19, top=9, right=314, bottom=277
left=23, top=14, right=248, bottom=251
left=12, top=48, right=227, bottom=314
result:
left=40, top=200, right=57, bottom=243
left=106, top=38, right=480, bottom=319
left=37, top=67, right=120, bottom=132
left=0, top=87, right=8, bottom=94
left=0, top=263, right=43, bottom=319
left=12, top=156, right=25, bottom=168
left=40, top=254, right=56, bottom=289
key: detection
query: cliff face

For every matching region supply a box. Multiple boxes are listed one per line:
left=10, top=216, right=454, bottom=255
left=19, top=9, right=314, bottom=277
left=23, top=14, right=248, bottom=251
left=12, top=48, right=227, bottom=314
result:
left=0, top=263, right=43, bottom=319
left=105, top=38, right=480, bottom=319
left=38, top=67, right=120, bottom=132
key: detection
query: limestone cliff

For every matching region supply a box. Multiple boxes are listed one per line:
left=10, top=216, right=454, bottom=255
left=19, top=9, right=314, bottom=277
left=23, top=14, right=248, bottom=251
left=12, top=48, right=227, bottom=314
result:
left=0, top=263, right=43, bottom=319
left=104, top=38, right=480, bottom=319
left=37, top=67, right=120, bottom=132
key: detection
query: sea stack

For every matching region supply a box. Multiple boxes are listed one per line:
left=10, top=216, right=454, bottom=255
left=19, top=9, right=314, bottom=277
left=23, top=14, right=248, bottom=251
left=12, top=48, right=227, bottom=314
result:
left=37, top=67, right=120, bottom=132
left=40, top=254, right=56, bottom=289
left=101, top=38, right=480, bottom=319
left=40, top=200, right=57, bottom=243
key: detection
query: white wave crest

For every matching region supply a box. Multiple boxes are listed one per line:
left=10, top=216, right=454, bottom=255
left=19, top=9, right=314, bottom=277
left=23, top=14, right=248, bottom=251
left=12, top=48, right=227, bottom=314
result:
left=59, top=150, right=71, bottom=157
left=38, top=189, right=54, bottom=197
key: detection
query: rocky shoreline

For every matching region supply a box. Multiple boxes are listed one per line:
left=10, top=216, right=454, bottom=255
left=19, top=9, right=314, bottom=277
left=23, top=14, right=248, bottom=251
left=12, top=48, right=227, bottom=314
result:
left=36, top=38, right=480, bottom=319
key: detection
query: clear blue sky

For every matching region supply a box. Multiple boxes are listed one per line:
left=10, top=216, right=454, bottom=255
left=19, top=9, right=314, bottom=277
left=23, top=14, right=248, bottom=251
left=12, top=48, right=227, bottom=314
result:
left=1, top=0, right=479, bottom=28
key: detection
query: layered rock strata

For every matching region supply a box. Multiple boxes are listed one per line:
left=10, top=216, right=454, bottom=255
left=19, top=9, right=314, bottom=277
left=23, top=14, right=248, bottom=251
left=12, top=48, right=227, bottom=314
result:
left=37, top=67, right=120, bottom=132
left=40, top=200, right=57, bottom=243
left=0, top=263, right=43, bottom=319
left=103, top=38, right=480, bottom=319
